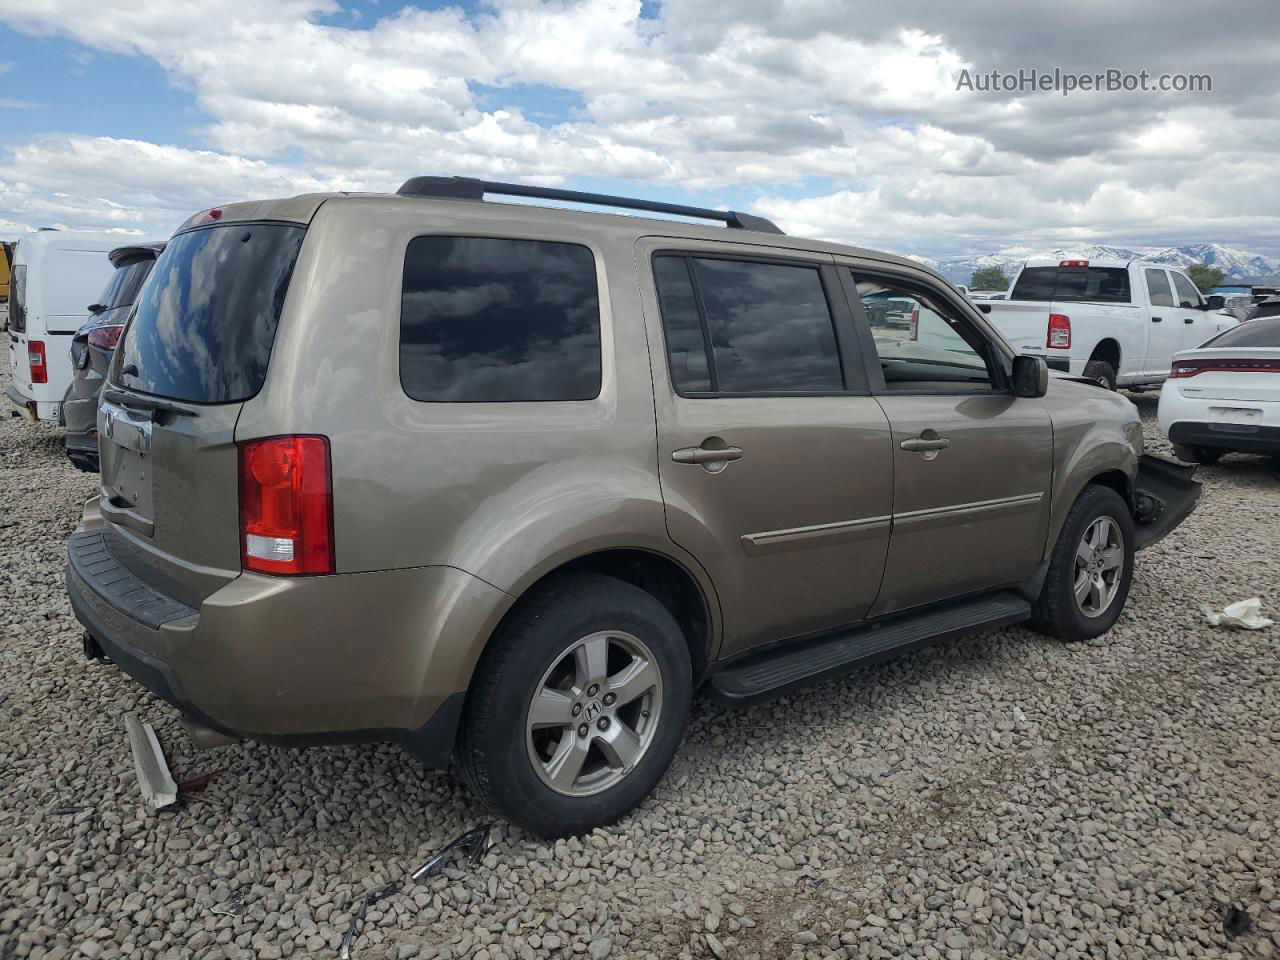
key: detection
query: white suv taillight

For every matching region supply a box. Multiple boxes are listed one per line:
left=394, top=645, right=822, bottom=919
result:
left=1047, top=313, right=1071, bottom=349
left=29, top=340, right=48, bottom=384
left=238, top=436, right=334, bottom=576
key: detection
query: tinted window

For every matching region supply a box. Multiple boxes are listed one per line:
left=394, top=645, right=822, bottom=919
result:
left=1201, top=317, right=1280, bottom=348
left=116, top=223, right=305, bottom=403
left=400, top=236, right=601, bottom=402
left=1145, top=269, right=1175, bottom=307
left=1170, top=272, right=1202, bottom=308
left=1010, top=267, right=1132, bottom=303
left=683, top=257, right=843, bottom=393
left=9, top=264, right=26, bottom=332
left=856, top=276, right=993, bottom=389
left=97, top=258, right=155, bottom=311
left=652, top=256, right=711, bottom=392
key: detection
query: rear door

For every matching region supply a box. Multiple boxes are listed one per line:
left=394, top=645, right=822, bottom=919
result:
left=100, top=221, right=307, bottom=608
left=1143, top=269, right=1182, bottom=376
left=840, top=264, right=1053, bottom=616
left=640, top=240, right=893, bottom=657
left=7, top=262, right=30, bottom=401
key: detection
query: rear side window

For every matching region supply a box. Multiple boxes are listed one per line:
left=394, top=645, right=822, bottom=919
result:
left=400, top=236, right=601, bottom=402
left=116, top=223, right=305, bottom=403
left=1010, top=267, right=1132, bottom=304
left=1145, top=269, right=1175, bottom=307
left=652, top=254, right=844, bottom=394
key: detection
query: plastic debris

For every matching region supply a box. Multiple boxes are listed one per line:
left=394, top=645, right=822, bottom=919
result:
left=1201, top=597, right=1274, bottom=630
left=210, top=890, right=245, bottom=919
left=125, top=714, right=178, bottom=808
left=1224, top=906, right=1253, bottom=938
left=177, top=768, right=227, bottom=795
left=338, top=823, right=495, bottom=959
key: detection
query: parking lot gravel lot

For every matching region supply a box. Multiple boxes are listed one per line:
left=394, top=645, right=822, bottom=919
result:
left=2, top=349, right=1278, bottom=960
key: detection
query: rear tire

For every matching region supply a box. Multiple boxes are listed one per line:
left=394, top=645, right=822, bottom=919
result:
left=456, top=572, right=692, bottom=838
left=1082, top=360, right=1118, bottom=391
left=1030, top=485, right=1134, bottom=642
left=1172, top=443, right=1224, bottom=465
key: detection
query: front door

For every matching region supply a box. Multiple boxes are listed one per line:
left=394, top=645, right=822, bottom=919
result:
left=842, top=267, right=1054, bottom=616
left=640, top=243, right=894, bottom=656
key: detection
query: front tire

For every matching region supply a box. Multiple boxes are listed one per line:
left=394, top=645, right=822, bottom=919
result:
left=1030, top=485, right=1134, bottom=642
left=456, top=572, right=692, bottom=838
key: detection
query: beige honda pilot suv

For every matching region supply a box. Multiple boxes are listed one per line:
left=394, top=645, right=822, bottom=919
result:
left=66, top=177, right=1200, bottom=837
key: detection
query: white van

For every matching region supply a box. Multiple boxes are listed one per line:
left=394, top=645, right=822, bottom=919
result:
left=5, top=230, right=120, bottom=421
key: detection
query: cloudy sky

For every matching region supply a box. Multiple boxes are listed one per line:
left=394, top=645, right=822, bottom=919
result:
left=0, top=0, right=1277, bottom=260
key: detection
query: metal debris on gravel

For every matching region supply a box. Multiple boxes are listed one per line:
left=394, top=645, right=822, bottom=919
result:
left=1, top=347, right=1278, bottom=960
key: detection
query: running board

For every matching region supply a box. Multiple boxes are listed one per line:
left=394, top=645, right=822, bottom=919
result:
left=707, top=592, right=1031, bottom=706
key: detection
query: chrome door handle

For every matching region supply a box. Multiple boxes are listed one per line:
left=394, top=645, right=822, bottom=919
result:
left=900, top=437, right=951, bottom=453
left=672, top=445, right=743, bottom=465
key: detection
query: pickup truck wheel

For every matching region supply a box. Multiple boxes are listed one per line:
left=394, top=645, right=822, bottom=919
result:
left=1172, top=443, right=1224, bottom=465
left=1029, top=485, right=1134, bottom=642
left=1082, top=360, right=1118, bottom=391
left=455, top=572, right=692, bottom=838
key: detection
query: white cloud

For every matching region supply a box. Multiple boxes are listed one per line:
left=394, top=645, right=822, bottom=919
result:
left=0, top=0, right=1277, bottom=257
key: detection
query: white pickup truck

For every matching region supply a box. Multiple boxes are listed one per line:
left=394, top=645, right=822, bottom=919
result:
left=977, top=259, right=1236, bottom=390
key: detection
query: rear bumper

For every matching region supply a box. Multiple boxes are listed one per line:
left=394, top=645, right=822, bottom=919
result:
left=6, top=382, right=36, bottom=420
left=64, top=426, right=100, bottom=472
left=1132, top=454, right=1201, bottom=551
left=1168, top=421, right=1280, bottom=454
left=65, top=510, right=514, bottom=767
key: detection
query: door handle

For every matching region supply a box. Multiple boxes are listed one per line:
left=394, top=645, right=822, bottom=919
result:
left=900, top=437, right=951, bottom=452
left=1183, top=317, right=1195, bottom=324
left=672, top=444, right=744, bottom=465
left=1151, top=316, right=1162, bottom=323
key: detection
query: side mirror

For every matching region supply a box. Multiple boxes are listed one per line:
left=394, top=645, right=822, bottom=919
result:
left=1205, top=295, right=1225, bottom=310
left=1012, top=355, right=1049, bottom=398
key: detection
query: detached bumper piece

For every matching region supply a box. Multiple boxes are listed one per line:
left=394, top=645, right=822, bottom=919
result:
left=1133, top=454, right=1201, bottom=551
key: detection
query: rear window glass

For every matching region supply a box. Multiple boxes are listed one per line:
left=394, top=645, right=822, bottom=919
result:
left=1201, top=317, right=1280, bottom=348
left=9, top=264, right=26, bottom=332
left=116, top=223, right=305, bottom=403
left=399, top=236, right=601, bottom=402
left=1010, top=267, right=1132, bottom=304
left=97, top=258, right=155, bottom=311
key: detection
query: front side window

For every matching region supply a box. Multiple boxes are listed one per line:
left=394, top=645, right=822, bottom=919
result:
left=400, top=236, right=601, bottom=402
left=1170, top=272, right=1202, bottom=308
left=651, top=254, right=844, bottom=395
left=1145, top=269, right=1175, bottom=307
left=855, top=275, right=994, bottom=390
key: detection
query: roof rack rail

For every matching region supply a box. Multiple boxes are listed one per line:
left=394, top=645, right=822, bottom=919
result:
left=395, top=176, right=785, bottom=235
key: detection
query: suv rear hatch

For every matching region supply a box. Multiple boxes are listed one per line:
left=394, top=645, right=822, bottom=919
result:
left=98, top=218, right=306, bottom=608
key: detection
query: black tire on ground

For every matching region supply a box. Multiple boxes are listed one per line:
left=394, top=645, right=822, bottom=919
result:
left=1082, top=360, right=1118, bottom=391
left=1172, top=443, right=1224, bottom=465
left=455, top=572, right=693, bottom=838
left=1029, top=485, right=1134, bottom=642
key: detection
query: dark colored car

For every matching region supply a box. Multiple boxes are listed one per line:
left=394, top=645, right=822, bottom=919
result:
left=63, top=243, right=163, bottom=471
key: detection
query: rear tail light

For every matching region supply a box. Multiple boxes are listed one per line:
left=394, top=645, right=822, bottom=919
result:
left=909, top=308, right=919, bottom=341
left=1047, top=313, right=1071, bottom=349
left=28, top=340, right=48, bottom=383
left=86, top=324, right=125, bottom=351
left=1170, top=358, right=1280, bottom=378
left=238, top=436, right=334, bottom=576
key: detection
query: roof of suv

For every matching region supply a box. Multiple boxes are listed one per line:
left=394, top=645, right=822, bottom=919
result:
left=184, top=178, right=941, bottom=283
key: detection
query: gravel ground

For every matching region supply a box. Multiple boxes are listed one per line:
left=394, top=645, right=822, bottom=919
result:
left=2, top=353, right=1278, bottom=960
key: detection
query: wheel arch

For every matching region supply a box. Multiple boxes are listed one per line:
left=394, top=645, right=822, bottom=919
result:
left=1089, top=338, right=1122, bottom=371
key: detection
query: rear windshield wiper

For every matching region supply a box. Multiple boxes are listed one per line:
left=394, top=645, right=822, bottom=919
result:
left=102, top=387, right=198, bottom=417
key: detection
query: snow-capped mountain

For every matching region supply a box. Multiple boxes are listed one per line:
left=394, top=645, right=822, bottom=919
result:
left=908, top=244, right=1280, bottom=287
